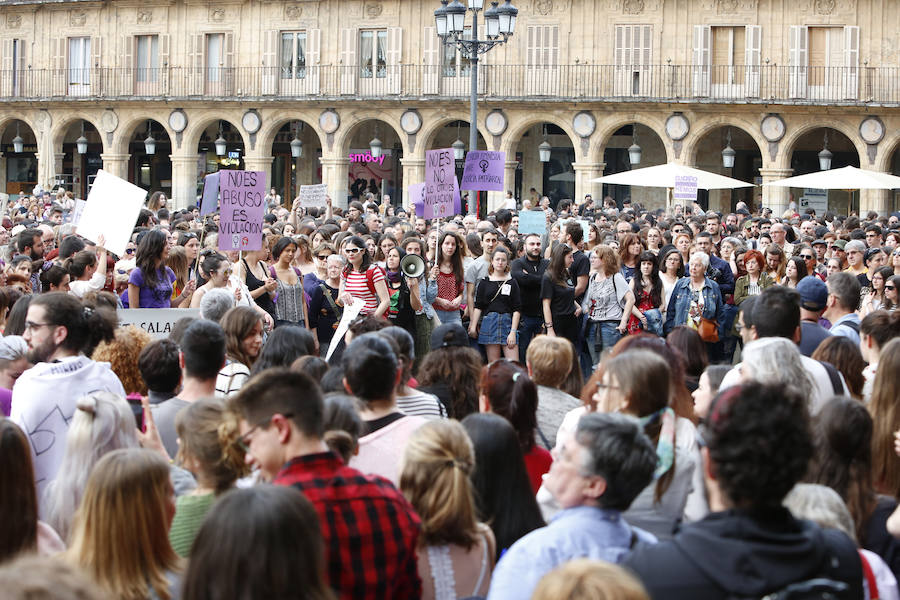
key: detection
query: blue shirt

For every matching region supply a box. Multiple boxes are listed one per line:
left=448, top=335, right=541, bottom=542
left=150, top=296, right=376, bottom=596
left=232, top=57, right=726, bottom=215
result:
left=486, top=506, right=656, bottom=600
left=830, top=313, right=861, bottom=345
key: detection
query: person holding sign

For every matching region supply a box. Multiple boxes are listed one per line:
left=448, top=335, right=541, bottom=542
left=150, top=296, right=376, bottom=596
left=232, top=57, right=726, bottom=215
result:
left=127, top=230, right=179, bottom=309
left=337, top=236, right=389, bottom=318
left=429, top=232, right=466, bottom=325
left=468, top=248, right=522, bottom=362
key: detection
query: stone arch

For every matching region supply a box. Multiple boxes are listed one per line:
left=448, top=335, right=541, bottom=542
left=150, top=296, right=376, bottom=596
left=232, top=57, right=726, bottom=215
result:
left=335, top=112, right=409, bottom=157
left=110, top=112, right=175, bottom=156
left=683, top=116, right=767, bottom=167
left=874, top=130, right=900, bottom=173
left=500, top=113, right=581, bottom=158
left=778, top=118, right=865, bottom=170
left=50, top=113, right=105, bottom=151
left=0, top=115, right=39, bottom=142
left=182, top=114, right=250, bottom=155
left=592, top=114, right=672, bottom=164
left=257, top=114, right=326, bottom=155
left=417, top=115, right=490, bottom=155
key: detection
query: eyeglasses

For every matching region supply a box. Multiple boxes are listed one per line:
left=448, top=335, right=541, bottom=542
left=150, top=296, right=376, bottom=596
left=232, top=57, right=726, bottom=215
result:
left=316, top=254, right=331, bottom=261
left=593, top=382, right=621, bottom=391
left=24, top=321, right=56, bottom=333
left=237, top=412, right=295, bottom=452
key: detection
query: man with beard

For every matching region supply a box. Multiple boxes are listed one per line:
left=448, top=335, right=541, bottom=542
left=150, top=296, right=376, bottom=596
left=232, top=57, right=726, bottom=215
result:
left=511, top=232, right=549, bottom=362
left=10, top=293, right=124, bottom=499
left=16, top=228, right=45, bottom=294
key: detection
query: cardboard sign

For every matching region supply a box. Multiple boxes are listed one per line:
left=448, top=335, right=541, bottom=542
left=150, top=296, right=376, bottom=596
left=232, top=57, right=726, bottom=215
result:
left=118, top=308, right=201, bottom=340
left=200, top=172, right=220, bottom=216
left=673, top=175, right=699, bottom=203
left=460, top=151, right=505, bottom=191
left=424, top=148, right=460, bottom=219
left=218, top=170, right=266, bottom=252
left=299, top=183, right=328, bottom=208
left=78, top=170, right=146, bottom=256
left=408, top=183, right=426, bottom=217
left=518, top=210, right=547, bottom=235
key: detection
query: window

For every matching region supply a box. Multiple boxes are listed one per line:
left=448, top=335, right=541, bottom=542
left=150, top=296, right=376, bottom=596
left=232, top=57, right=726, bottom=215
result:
left=615, top=25, right=652, bottom=95
left=207, top=33, right=224, bottom=82
left=281, top=32, right=306, bottom=79
left=442, top=29, right=472, bottom=77
left=136, top=35, right=159, bottom=83
left=359, top=30, right=386, bottom=78
left=68, top=37, right=91, bottom=87
left=711, top=27, right=745, bottom=84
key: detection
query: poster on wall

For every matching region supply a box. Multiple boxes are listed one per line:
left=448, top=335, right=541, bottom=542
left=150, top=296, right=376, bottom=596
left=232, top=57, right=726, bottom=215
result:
left=349, top=148, right=393, bottom=200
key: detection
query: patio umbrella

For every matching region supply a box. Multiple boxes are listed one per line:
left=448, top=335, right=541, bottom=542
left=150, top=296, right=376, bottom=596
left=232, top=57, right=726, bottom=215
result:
left=591, top=163, right=754, bottom=190
left=762, top=165, right=900, bottom=190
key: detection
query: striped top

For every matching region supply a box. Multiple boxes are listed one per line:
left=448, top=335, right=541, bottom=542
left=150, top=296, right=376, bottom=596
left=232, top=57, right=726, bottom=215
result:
left=396, top=390, right=447, bottom=420
left=169, top=492, right=216, bottom=557
left=342, top=264, right=385, bottom=315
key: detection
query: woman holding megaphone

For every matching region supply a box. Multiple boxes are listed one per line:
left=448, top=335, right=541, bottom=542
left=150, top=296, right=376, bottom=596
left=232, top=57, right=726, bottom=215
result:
left=383, top=247, right=422, bottom=339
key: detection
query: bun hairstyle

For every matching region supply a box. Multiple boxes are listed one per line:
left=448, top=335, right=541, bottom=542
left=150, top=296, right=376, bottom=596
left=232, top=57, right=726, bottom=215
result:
left=76, top=394, right=97, bottom=415
left=64, top=249, right=98, bottom=280
left=39, top=263, right=68, bottom=292
left=30, top=293, right=116, bottom=357
left=175, top=397, right=249, bottom=494
left=322, top=393, right=364, bottom=464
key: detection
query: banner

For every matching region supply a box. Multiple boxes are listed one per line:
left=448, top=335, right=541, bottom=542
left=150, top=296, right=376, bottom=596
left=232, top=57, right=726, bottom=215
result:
left=424, top=148, right=460, bottom=219
left=118, top=308, right=201, bottom=340
left=299, top=183, right=328, bottom=208
left=518, top=210, right=546, bottom=235
left=673, top=175, right=698, bottom=204
left=200, top=172, right=220, bottom=216
left=460, top=151, right=505, bottom=191
left=218, top=170, right=266, bottom=252
left=78, top=170, right=146, bottom=257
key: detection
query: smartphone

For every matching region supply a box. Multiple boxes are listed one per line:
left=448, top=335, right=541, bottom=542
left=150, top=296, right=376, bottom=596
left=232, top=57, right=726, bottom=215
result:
left=126, top=393, right=145, bottom=432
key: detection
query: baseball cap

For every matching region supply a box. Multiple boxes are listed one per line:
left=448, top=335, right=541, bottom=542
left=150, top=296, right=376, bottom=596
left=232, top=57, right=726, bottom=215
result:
left=430, top=323, right=469, bottom=350
left=797, top=276, right=829, bottom=312
left=831, top=239, right=847, bottom=250
left=811, top=239, right=827, bottom=247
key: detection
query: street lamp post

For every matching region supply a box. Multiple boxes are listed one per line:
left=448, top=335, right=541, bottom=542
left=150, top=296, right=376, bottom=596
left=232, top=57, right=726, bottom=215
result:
left=435, top=0, right=518, bottom=215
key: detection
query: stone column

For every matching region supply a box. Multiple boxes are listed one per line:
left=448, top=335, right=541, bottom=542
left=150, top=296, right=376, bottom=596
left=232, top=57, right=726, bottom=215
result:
left=320, top=156, right=350, bottom=210
left=170, top=154, right=201, bottom=211
left=100, top=153, right=130, bottom=181
left=573, top=162, right=605, bottom=206
left=399, top=157, right=425, bottom=210
left=860, top=188, right=891, bottom=216
left=759, top=168, right=794, bottom=217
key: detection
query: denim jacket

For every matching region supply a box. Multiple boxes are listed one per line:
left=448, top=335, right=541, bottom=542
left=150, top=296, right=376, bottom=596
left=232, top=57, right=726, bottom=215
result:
left=420, top=277, right=437, bottom=319
left=663, top=277, right=724, bottom=335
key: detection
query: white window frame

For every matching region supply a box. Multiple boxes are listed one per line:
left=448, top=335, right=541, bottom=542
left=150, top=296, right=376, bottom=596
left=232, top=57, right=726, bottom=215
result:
left=359, top=29, right=387, bottom=79
left=281, top=31, right=307, bottom=80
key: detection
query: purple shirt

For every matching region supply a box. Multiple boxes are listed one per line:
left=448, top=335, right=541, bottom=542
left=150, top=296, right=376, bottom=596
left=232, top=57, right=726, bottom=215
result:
left=0, top=387, right=10, bottom=416
left=128, top=266, right=176, bottom=308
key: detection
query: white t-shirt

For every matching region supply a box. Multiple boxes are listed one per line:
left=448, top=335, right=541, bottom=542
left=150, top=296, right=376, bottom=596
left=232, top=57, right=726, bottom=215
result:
left=68, top=271, right=106, bottom=299
left=11, top=356, right=126, bottom=499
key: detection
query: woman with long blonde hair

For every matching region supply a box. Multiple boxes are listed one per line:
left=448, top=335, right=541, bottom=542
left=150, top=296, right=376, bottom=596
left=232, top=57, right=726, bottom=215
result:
left=399, top=419, right=496, bottom=600
left=65, top=447, right=180, bottom=600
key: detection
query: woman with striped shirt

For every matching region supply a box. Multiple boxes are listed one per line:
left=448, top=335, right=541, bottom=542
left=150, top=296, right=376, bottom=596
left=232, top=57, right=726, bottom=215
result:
left=338, top=235, right=390, bottom=317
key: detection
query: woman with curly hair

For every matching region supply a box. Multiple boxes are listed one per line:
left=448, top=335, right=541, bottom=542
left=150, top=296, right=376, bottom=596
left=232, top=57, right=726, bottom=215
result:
left=417, top=323, right=483, bottom=419
left=399, top=420, right=496, bottom=600
left=169, top=398, right=248, bottom=557
left=91, top=325, right=153, bottom=396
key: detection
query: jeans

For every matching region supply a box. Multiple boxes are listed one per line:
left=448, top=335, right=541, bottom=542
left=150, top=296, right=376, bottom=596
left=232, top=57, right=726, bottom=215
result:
left=518, top=314, right=545, bottom=363
left=586, top=320, right=621, bottom=369
left=643, top=308, right=664, bottom=337
left=711, top=303, right=739, bottom=364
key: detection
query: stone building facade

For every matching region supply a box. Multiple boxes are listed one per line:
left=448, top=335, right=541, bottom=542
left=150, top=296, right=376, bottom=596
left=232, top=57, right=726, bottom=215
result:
left=0, top=0, right=899, bottom=215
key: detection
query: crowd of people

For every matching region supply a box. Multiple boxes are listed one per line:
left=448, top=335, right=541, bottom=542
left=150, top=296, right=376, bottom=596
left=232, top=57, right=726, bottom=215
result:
left=3, top=184, right=900, bottom=599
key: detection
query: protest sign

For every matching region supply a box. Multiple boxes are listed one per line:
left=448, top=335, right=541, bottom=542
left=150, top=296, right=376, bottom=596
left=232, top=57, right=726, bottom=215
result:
left=118, top=308, right=201, bottom=340
left=408, top=183, right=426, bottom=217
left=460, top=151, right=505, bottom=191
left=78, top=170, right=146, bottom=257
left=518, top=210, right=547, bottom=235
left=424, top=148, right=460, bottom=219
left=673, top=175, right=698, bottom=204
left=70, top=199, right=87, bottom=226
left=326, top=299, right=364, bottom=362
left=299, top=183, right=328, bottom=209
left=200, top=172, right=220, bottom=216
left=218, top=170, right=266, bottom=252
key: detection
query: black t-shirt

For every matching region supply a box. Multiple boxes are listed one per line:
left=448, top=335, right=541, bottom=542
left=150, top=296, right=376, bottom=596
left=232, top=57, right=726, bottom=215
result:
left=570, top=250, right=590, bottom=304
left=474, top=277, right=521, bottom=314
left=541, top=274, right=576, bottom=317
left=510, top=256, right=549, bottom=317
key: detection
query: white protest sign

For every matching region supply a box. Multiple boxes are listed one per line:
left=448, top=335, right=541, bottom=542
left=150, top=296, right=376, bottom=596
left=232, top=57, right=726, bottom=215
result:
left=118, top=308, right=201, bottom=339
left=518, top=210, right=546, bottom=235
left=801, top=188, right=828, bottom=214
left=70, top=199, right=87, bottom=226
left=673, top=175, right=698, bottom=204
left=299, top=184, right=328, bottom=208
left=325, top=298, right=364, bottom=362
left=78, top=170, right=146, bottom=256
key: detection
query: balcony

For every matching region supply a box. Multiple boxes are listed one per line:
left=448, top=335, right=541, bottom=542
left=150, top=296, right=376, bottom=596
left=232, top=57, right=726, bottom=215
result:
left=0, top=64, right=895, bottom=106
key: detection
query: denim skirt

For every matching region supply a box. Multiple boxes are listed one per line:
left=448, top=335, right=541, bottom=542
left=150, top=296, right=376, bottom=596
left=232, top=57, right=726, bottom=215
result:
left=478, top=311, right=514, bottom=345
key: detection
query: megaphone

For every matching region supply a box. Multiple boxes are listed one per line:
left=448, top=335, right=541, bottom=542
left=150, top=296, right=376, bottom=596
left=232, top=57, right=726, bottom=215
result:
left=400, top=254, right=426, bottom=278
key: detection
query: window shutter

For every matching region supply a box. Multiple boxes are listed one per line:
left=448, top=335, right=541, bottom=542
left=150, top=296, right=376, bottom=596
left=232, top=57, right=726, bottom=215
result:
left=262, top=30, right=278, bottom=95
left=843, top=25, right=859, bottom=99
left=51, top=37, right=66, bottom=96
left=339, top=28, right=357, bottom=95
left=744, top=25, right=761, bottom=96
left=90, top=36, right=101, bottom=93
left=423, top=26, right=439, bottom=94
left=387, top=26, right=402, bottom=94
left=158, top=34, right=170, bottom=94
left=224, top=32, right=234, bottom=94
left=187, top=33, right=204, bottom=95
left=788, top=25, right=808, bottom=98
left=307, top=29, right=321, bottom=94
left=692, top=25, right=711, bottom=96
left=121, top=35, right=134, bottom=95
left=1, top=39, right=12, bottom=97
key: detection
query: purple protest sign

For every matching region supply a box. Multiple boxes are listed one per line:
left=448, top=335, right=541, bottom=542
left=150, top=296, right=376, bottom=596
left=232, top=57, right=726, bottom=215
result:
left=218, top=170, right=266, bottom=251
left=424, top=148, right=460, bottom=219
left=200, top=172, right=219, bottom=216
left=408, top=183, right=426, bottom=217
left=460, top=151, right=505, bottom=191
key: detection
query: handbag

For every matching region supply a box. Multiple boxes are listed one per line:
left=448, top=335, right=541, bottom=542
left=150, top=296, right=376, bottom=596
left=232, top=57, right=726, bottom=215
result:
left=698, top=317, right=720, bottom=343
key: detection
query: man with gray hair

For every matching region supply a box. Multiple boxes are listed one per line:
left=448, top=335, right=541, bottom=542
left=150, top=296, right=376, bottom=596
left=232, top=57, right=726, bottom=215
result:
left=487, top=413, right=657, bottom=600
left=823, top=272, right=862, bottom=345
left=199, top=287, right=235, bottom=323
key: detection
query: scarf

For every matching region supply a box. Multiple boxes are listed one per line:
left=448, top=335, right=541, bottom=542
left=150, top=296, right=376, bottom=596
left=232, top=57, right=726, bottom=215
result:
left=638, top=406, right=676, bottom=479
left=386, top=268, right=403, bottom=284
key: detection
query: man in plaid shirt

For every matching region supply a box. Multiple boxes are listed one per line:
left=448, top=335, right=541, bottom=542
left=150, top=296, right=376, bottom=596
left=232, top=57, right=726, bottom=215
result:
left=229, top=368, right=422, bottom=599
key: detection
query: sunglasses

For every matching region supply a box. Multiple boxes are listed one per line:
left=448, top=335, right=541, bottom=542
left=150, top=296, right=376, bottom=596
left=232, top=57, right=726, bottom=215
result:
left=316, top=254, right=331, bottom=261
left=799, top=254, right=814, bottom=260
left=125, top=248, right=135, bottom=254
left=886, top=285, right=897, bottom=291
left=344, top=248, right=362, bottom=254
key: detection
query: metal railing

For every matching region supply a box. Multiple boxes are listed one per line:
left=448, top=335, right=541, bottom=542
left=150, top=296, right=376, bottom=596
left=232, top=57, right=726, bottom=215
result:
left=0, top=64, right=895, bottom=105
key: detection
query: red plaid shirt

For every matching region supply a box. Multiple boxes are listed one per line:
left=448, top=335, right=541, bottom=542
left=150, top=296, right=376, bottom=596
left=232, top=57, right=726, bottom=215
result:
left=273, top=451, right=422, bottom=599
